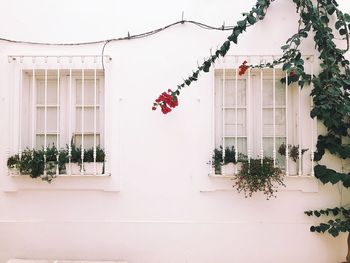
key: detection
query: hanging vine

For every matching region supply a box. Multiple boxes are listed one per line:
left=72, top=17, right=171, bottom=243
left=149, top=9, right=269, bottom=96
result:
left=153, top=0, right=350, bottom=250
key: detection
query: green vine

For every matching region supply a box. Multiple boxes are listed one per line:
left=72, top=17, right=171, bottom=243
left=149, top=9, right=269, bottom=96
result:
left=153, top=0, right=350, bottom=251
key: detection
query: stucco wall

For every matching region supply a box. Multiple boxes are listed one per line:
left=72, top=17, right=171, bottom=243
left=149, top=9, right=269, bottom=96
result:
left=0, top=0, right=350, bottom=262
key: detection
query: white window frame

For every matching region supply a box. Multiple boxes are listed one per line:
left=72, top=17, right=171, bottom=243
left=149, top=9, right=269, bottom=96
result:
left=212, top=56, right=316, bottom=177
left=7, top=56, right=112, bottom=178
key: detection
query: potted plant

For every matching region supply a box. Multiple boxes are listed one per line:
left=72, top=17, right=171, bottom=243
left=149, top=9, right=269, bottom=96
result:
left=65, top=144, right=105, bottom=175
left=7, top=145, right=67, bottom=182
left=65, top=143, right=81, bottom=175
left=83, top=146, right=105, bottom=174
left=233, top=157, right=285, bottom=200
left=212, top=146, right=241, bottom=175
left=278, top=143, right=308, bottom=175
left=7, top=154, right=20, bottom=175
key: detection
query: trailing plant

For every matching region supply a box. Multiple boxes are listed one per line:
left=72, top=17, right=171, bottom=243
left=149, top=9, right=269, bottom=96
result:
left=305, top=207, right=350, bottom=237
left=69, top=144, right=105, bottom=163
left=84, top=146, right=106, bottom=162
left=212, top=146, right=237, bottom=174
left=152, top=0, right=350, bottom=256
left=7, top=144, right=105, bottom=182
left=233, top=157, right=285, bottom=200
left=6, top=145, right=66, bottom=182
left=278, top=143, right=308, bottom=162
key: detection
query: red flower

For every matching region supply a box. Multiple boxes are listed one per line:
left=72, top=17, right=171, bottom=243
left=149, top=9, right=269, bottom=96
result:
left=238, top=60, right=249, bottom=76
left=152, top=88, right=179, bottom=114
left=289, top=70, right=296, bottom=77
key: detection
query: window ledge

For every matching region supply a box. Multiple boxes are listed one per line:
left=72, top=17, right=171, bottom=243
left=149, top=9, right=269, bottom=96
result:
left=196, top=173, right=319, bottom=193
left=9, top=173, right=111, bottom=177
left=2, top=171, right=119, bottom=193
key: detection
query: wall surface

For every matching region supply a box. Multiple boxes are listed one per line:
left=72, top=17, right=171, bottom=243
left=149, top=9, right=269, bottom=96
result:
left=0, top=0, right=350, bottom=262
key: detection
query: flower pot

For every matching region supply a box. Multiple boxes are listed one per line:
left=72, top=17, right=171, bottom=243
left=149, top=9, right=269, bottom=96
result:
left=8, top=168, right=20, bottom=176
left=287, top=159, right=301, bottom=175
left=84, top=162, right=104, bottom=175
left=65, top=162, right=103, bottom=175
left=45, top=161, right=57, bottom=175
left=65, top=163, right=81, bottom=175
left=222, top=162, right=242, bottom=175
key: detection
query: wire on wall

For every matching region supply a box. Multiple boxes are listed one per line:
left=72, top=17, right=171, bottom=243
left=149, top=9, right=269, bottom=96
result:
left=0, top=19, right=235, bottom=70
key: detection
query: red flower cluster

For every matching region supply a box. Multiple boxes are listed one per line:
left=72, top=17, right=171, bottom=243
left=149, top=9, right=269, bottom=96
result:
left=152, top=89, right=179, bottom=114
left=238, top=60, right=249, bottom=76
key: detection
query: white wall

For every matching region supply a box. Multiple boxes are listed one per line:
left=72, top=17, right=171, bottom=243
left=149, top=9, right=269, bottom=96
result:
left=0, top=0, right=350, bottom=262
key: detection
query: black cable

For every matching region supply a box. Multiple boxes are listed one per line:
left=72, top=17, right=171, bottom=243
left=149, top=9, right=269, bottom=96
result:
left=0, top=19, right=234, bottom=46
left=2, top=19, right=235, bottom=70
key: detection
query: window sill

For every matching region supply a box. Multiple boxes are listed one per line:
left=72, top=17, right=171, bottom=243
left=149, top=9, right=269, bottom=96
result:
left=2, top=170, right=119, bottom=193
left=196, top=173, right=319, bottom=193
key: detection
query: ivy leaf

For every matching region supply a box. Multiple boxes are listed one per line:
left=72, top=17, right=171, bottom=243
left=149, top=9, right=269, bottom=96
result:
left=203, top=60, right=211, bottom=73
left=335, top=20, right=343, bottom=30
left=328, top=227, right=339, bottom=237
left=228, top=33, right=238, bottom=44
left=305, top=211, right=313, bottom=216
left=339, top=28, right=347, bottom=35
left=281, top=44, right=289, bottom=51
left=319, top=223, right=330, bottom=233
left=219, top=41, right=231, bottom=56
left=237, top=20, right=247, bottom=31
left=344, top=13, right=350, bottom=23
left=247, top=15, right=256, bottom=25
left=321, top=16, right=329, bottom=24
left=314, top=211, right=321, bottom=217
left=282, top=62, right=291, bottom=71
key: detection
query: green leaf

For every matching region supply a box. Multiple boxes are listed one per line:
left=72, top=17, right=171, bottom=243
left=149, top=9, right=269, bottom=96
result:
left=344, top=13, right=350, bottom=22
left=319, top=223, right=330, bottom=232
left=228, top=33, right=238, bottom=44
left=237, top=20, right=247, bottom=30
left=282, top=62, right=291, bottom=71
left=339, top=28, right=347, bottom=35
left=335, top=20, right=343, bottom=30
left=281, top=44, right=289, bottom=51
left=321, top=16, right=329, bottom=24
left=247, top=15, right=256, bottom=25
left=328, top=227, right=339, bottom=237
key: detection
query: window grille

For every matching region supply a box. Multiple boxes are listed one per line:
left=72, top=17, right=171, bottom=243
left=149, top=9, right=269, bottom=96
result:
left=212, top=55, right=316, bottom=176
left=8, top=55, right=111, bottom=176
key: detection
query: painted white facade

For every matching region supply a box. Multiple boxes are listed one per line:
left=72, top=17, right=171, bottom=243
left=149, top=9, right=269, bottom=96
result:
left=0, top=0, right=350, bottom=262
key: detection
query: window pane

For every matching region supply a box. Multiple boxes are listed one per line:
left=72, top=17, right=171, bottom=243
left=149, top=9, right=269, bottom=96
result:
left=263, top=108, right=286, bottom=136
left=74, top=134, right=100, bottom=149
left=224, top=109, right=246, bottom=136
left=276, top=81, right=286, bottom=106
left=263, top=137, right=286, bottom=168
left=263, top=79, right=286, bottom=106
left=36, top=107, right=58, bottom=133
left=224, top=79, right=246, bottom=106
left=37, top=80, right=58, bottom=105
left=76, top=79, right=100, bottom=105
left=75, top=108, right=100, bottom=133
left=225, top=137, right=247, bottom=156
left=36, top=134, right=58, bottom=149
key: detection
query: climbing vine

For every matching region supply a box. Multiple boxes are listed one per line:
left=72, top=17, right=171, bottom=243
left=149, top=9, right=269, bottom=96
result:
left=153, top=0, right=350, bottom=248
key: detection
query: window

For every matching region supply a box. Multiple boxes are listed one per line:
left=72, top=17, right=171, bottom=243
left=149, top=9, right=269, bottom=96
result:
left=213, top=56, right=316, bottom=176
left=8, top=56, right=109, bottom=176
